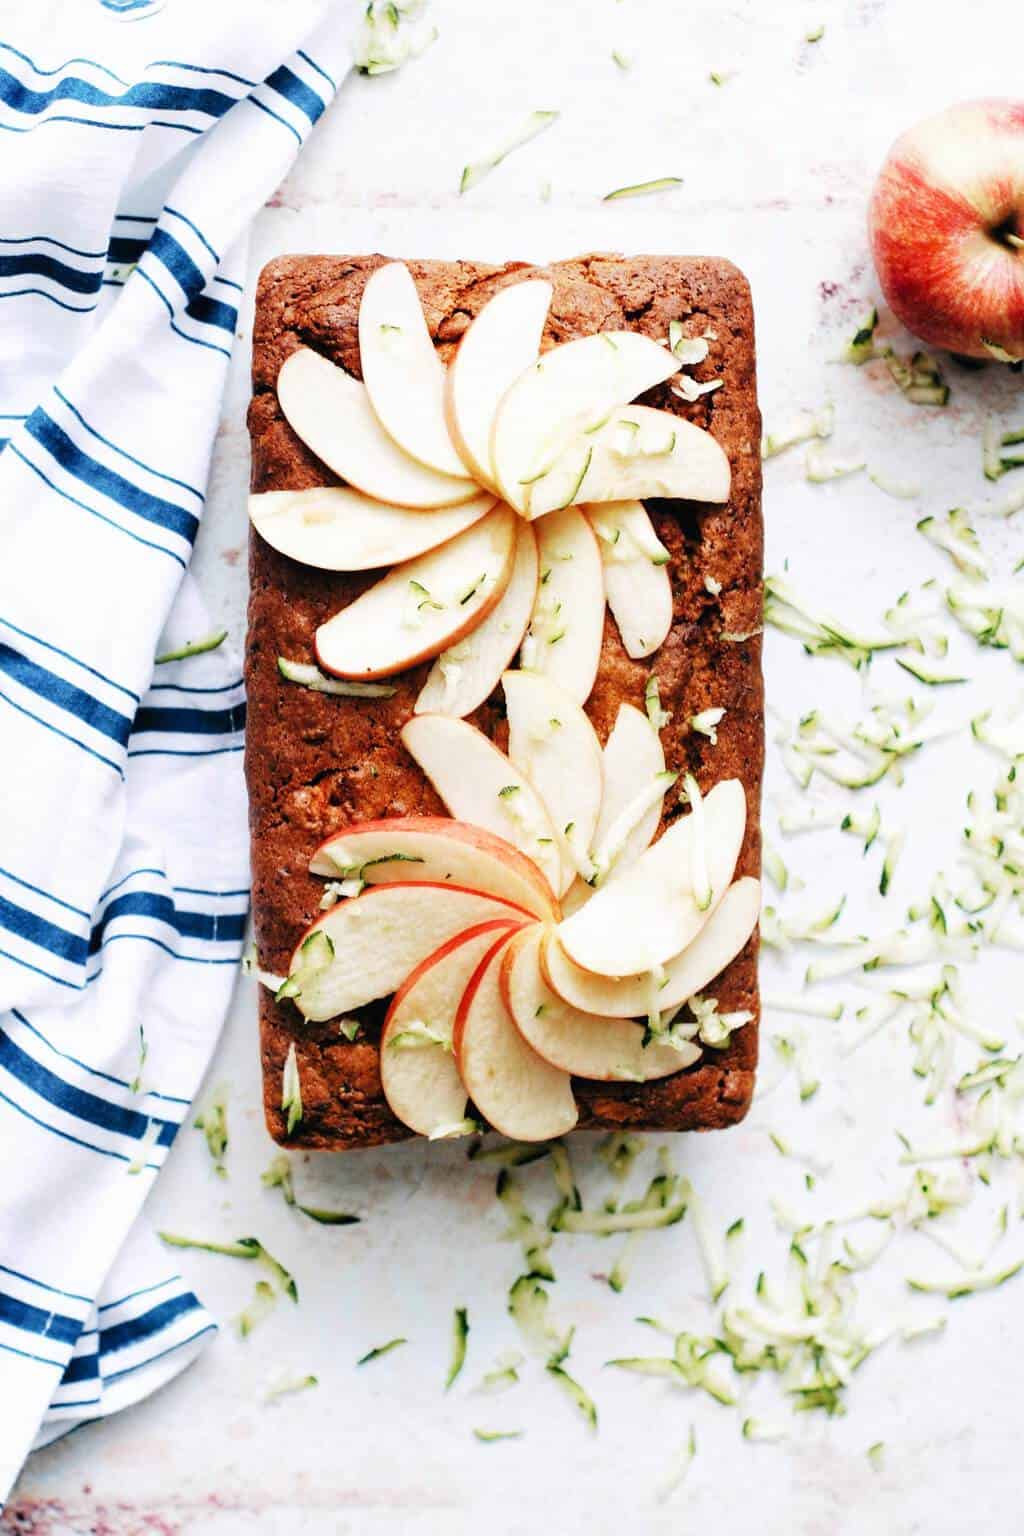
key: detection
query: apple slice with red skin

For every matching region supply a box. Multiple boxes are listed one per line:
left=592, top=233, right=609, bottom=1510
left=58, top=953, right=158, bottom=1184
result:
left=541, top=876, right=761, bottom=1018
left=454, top=930, right=578, bottom=1142
left=415, top=519, right=539, bottom=718
left=381, top=918, right=525, bottom=1137
left=248, top=487, right=495, bottom=573
left=315, top=505, right=516, bottom=680
left=309, top=816, right=559, bottom=920
left=501, top=927, right=699, bottom=1081
left=288, top=881, right=535, bottom=1023
left=869, top=99, right=1024, bottom=362
left=445, top=278, right=553, bottom=488
left=556, top=779, right=747, bottom=977
left=277, top=348, right=478, bottom=509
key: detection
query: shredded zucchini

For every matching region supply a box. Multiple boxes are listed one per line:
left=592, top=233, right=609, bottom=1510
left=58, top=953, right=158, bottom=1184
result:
left=357, top=1337, right=408, bottom=1365
left=460, top=111, right=560, bottom=194
left=155, top=630, right=227, bottom=665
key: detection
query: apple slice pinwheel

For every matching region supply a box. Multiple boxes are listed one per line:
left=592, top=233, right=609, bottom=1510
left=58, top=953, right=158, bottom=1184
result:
left=591, top=702, right=669, bottom=884
left=415, top=520, right=539, bottom=718
left=501, top=927, right=700, bottom=1080
left=277, top=346, right=478, bottom=509
left=520, top=505, right=605, bottom=704
left=248, top=486, right=495, bottom=572
left=359, top=262, right=473, bottom=480
left=400, top=714, right=562, bottom=896
left=381, top=919, right=524, bottom=1137
left=445, top=278, right=553, bottom=488
left=286, top=881, right=535, bottom=1022
left=503, top=669, right=603, bottom=890
left=585, top=500, right=673, bottom=659
left=310, top=815, right=559, bottom=920
left=454, top=930, right=578, bottom=1141
left=525, top=406, right=732, bottom=519
left=542, top=875, right=760, bottom=1018
left=315, top=505, right=516, bottom=679
left=556, top=779, right=747, bottom=977
left=491, top=331, right=681, bottom=513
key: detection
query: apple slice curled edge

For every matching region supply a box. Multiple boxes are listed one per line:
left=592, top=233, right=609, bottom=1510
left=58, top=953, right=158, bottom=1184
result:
left=445, top=278, right=553, bottom=488
left=556, top=778, right=747, bottom=977
left=503, top=669, right=603, bottom=893
left=592, top=702, right=667, bottom=883
left=277, top=347, right=479, bottom=510
left=248, top=487, right=495, bottom=574
left=520, top=504, right=605, bottom=706
left=454, top=929, right=578, bottom=1142
left=542, top=876, right=761, bottom=1018
left=501, top=927, right=699, bottom=1082
left=400, top=713, right=563, bottom=901
left=381, top=918, right=524, bottom=1137
left=315, top=504, right=516, bottom=680
left=525, top=406, right=732, bottom=520
left=288, top=881, right=535, bottom=1023
left=490, top=330, right=681, bottom=513
left=358, top=262, right=472, bottom=480
left=415, top=520, right=539, bottom=719
left=310, top=815, right=559, bottom=920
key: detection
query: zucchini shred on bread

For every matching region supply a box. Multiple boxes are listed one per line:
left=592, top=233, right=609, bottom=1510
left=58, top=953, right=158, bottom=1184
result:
left=246, top=253, right=763, bottom=1150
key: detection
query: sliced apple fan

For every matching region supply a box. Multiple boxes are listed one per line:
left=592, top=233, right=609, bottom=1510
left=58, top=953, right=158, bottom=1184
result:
left=265, top=264, right=748, bottom=1140
left=257, top=262, right=731, bottom=709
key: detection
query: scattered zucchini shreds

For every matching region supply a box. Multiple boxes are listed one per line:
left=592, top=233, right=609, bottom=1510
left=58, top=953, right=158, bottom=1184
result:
left=277, top=657, right=398, bottom=698
left=158, top=1233, right=297, bottom=1300
left=446, top=1307, right=469, bottom=1390
left=597, top=1132, right=643, bottom=1181
left=607, top=1230, right=642, bottom=1293
left=884, top=347, right=950, bottom=405
left=869, top=468, right=921, bottom=500
left=478, top=1351, right=525, bottom=1394
left=261, top=1154, right=360, bottom=1226
left=603, top=177, right=684, bottom=202
left=155, top=630, right=227, bottom=665
left=709, top=70, right=731, bottom=85
left=658, top=1426, right=698, bottom=1501
left=867, top=1441, right=885, bottom=1470
left=281, top=1042, right=303, bottom=1135
left=805, top=23, right=825, bottom=41
left=469, top=1140, right=552, bottom=1168
left=842, top=307, right=879, bottom=365
left=265, top=1374, right=318, bottom=1403
left=896, top=657, right=967, bottom=686
left=460, top=111, right=560, bottom=194
left=879, top=829, right=905, bottom=897
left=906, top=1260, right=1024, bottom=1299
left=473, top=1428, right=523, bottom=1443
left=497, top=1170, right=555, bottom=1279
left=236, top=1279, right=277, bottom=1338
left=680, top=1180, right=730, bottom=1301
left=765, top=574, right=903, bottom=668
left=764, top=992, right=843, bottom=1021
left=357, top=1337, right=408, bottom=1366
left=353, top=0, right=438, bottom=75
left=763, top=842, right=789, bottom=892
left=611, top=49, right=631, bottom=70
left=743, top=1418, right=787, bottom=1442
left=546, top=1364, right=598, bottom=1429
left=194, top=1085, right=228, bottom=1177
left=549, top=1142, right=582, bottom=1211
left=805, top=443, right=866, bottom=483
left=762, top=404, right=833, bottom=458
left=552, top=1200, right=687, bottom=1235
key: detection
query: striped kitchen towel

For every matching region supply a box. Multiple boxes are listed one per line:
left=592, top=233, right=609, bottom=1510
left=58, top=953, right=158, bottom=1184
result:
left=0, top=0, right=349, bottom=1500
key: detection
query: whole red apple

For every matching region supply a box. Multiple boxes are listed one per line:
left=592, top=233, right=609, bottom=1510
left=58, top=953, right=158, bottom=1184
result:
left=869, top=99, right=1024, bottom=361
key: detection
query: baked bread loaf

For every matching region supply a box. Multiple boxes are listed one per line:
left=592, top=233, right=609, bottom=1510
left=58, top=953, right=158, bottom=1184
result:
left=246, top=253, right=763, bottom=1150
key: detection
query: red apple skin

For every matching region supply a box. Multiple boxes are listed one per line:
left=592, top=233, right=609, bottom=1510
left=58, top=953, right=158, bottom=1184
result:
left=869, top=99, right=1024, bottom=360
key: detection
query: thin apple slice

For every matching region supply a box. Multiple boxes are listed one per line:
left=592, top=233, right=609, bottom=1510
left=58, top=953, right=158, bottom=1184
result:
left=277, top=347, right=478, bottom=510
left=542, top=876, right=760, bottom=1018
left=248, top=487, right=495, bottom=572
left=491, top=331, right=680, bottom=513
left=288, top=881, right=533, bottom=1022
left=381, top=919, right=524, bottom=1136
left=358, top=263, right=472, bottom=480
left=415, top=520, right=538, bottom=718
left=591, top=703, right=667, bottom=884
left=503, top=670, right=603, bottom=893
left=501, top=927, right=699, bottom=1080
left=315, top=505, right=516, bottom=680
left=401, top=714, right=562, bottom=897
left=585, top=501, right=673, bottom=659
left=526, top=406, right=732, bottom=520
left=310, top=815, right=558, bottom=920
left=520, top=506, right=604, bottom=704
left=454, top=931, right=578, bottom=1141
left=445, top=279, right=553, bottom=488
left=557, top=779, right=747, bottom=976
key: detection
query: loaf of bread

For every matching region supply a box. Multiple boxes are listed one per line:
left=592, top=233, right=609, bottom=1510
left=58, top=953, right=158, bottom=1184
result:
left=246, top=253, right=763, bottom=1150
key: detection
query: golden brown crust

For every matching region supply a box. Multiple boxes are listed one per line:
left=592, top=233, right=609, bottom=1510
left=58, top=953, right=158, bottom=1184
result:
left=246, top=254, right=763, bottom=1150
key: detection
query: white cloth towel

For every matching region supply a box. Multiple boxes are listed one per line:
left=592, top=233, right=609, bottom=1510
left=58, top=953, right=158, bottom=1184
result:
left=0, top=0, right=348, bottom=1499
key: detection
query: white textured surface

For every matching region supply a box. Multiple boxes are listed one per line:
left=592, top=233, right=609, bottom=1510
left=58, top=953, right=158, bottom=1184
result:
left=9, top=0, right=1024, bottom=1530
